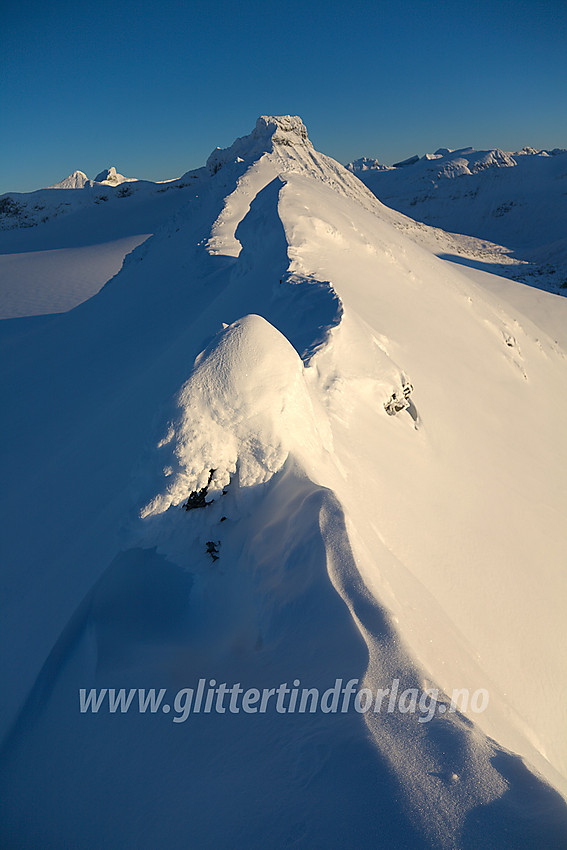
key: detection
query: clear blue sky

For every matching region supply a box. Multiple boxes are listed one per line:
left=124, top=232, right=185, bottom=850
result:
left=2, top=0, right=566, bottom=193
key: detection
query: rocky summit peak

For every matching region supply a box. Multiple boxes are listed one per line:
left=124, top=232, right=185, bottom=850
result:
left=254, top=115, right=312, bottom=146
left=94, top=166, right=121, bottom=184
left=206, top=114, right=313, bottom=176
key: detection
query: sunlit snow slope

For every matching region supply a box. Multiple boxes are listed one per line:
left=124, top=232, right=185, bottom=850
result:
left=348, top=146, right=567, bottom=295
left=1, top=117, right=567, bottom=849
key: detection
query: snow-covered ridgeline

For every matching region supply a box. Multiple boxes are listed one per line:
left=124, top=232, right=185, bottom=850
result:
left=135, top=121, right=567, bottom=799
left=348, top=145, right=567, bottom=175
left=46, top=165, right=138, bottom=189
left=2, top=116, right=567, bottom=847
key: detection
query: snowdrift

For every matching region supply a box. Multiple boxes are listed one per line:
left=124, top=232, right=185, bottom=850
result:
left=1, top=116, right=567, bottom=848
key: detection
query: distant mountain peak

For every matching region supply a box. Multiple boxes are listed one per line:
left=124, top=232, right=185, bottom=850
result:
left=347, top=156, right=389, bottom=173
left=46, top=170, right=89, bottom=189
left=93, top=166, right=134, bottom=185
left=44, top=166, right=136, bottom=190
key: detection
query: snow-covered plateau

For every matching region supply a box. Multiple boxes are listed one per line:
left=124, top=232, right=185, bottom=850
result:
left=1, top=116, right=567, bottom=848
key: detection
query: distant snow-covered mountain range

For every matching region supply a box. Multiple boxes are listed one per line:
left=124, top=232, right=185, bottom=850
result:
left=46, top=166, right=140, bottom=189
left=0, top=164, right=191, bottom=233
left=347, top=145, right=567, bottom=294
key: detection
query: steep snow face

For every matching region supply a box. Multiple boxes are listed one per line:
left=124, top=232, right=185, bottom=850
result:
left=2, top=116, right=567, bottom=848
left=348, top=145, right=567, bottom=294
left=276, top=170, right=567, bottom=790
left=207, top=113, right=377, bottom=208
left=206, top=117, right=380, bottom=258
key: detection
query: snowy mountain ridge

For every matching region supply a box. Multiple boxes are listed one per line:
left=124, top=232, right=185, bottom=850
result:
left=348, top=144, right=567, bottom=174
left=46, top=165, right=137, bottom=190
left=348, top=143, right=567, bottom=295
left=2, top=116, right=567, bottom=848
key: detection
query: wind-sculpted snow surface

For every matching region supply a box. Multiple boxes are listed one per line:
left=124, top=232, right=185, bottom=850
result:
left=2, top=116, right=567, bottom=848
left=140, top=315, right=332, bottom=519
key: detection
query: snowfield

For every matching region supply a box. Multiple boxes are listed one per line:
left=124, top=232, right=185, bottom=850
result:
left=0, top=236, right=150, bottom=318
left=348, top=145, right=567, bottom=296
left=1, top=116, right=567, bottom=848
left=0, top=162, right=207, bottom=317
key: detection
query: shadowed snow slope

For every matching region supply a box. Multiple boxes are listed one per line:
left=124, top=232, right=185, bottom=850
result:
left=0, top=161, right=209, bottom=318
left=1, top=116, right=567, bottom=848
